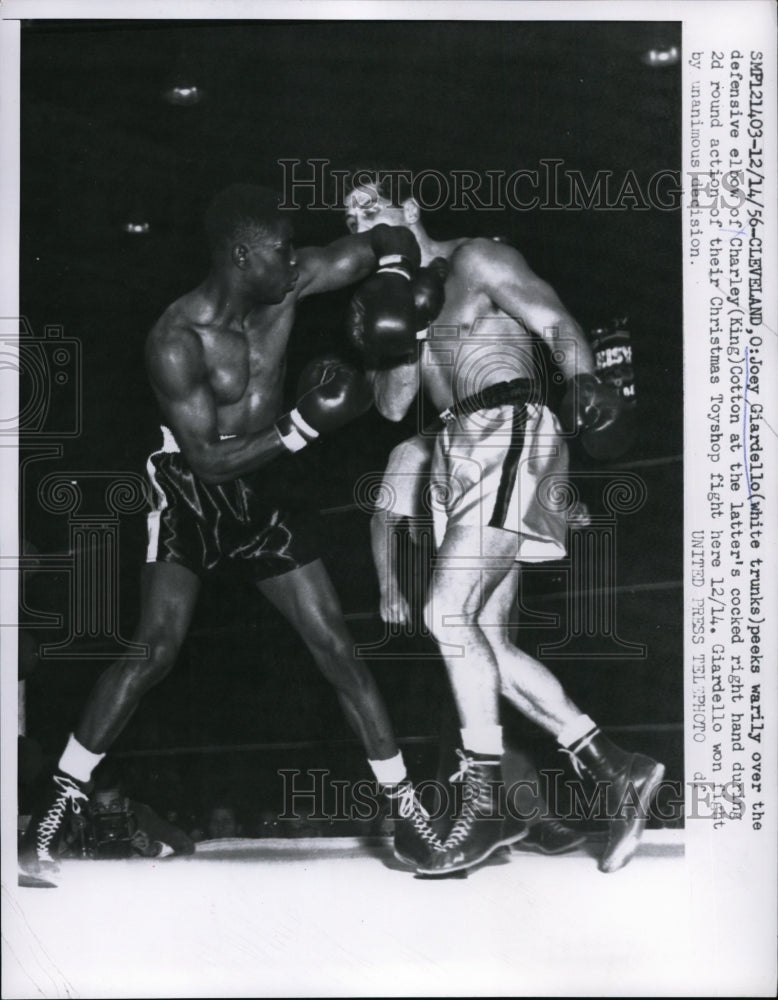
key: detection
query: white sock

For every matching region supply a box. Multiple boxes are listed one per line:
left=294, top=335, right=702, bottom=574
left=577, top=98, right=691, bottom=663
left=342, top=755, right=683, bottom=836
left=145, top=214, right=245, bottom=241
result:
left=557, top=714, right=598, bottom=749
left=368, top=751, right=407, bottom=787
left=460, top=725, right=503, bottom=758
left=58, top=733, right=105, bottom=784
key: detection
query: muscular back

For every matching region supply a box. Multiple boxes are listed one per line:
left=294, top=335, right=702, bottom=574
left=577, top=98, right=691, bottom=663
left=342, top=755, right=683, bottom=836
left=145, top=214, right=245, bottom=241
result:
left=420, top=238, right=543, bottom=412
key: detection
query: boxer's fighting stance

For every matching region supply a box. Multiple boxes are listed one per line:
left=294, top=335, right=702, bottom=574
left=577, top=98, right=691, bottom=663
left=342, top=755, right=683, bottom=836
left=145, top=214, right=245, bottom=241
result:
left=21, top=184, right=441, bottom=872
left=345, top=172, right=664, bottom=875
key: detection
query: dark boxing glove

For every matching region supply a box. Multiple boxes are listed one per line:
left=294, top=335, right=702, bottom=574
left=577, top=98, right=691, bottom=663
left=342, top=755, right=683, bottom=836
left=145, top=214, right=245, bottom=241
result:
left=588, top=319, right=637, bottom=458
left=370, top=224, right=422, bottom=277
left=411, top=256, right=448, bottom=332
left=346, top=226, right=423, bottom=366
left=560, top=373, right=630, bottom=460
left=275, top=357, right=373, bottom=453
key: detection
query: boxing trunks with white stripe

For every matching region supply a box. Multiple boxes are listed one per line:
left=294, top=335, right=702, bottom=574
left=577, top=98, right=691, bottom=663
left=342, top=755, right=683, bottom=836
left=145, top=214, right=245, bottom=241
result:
left=144, top=426, right=321, bottom=581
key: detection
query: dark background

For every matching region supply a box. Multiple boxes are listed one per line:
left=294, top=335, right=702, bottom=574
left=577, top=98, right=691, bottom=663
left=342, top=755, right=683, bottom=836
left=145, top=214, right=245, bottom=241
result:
left=18, top=19, right=683, bottom=832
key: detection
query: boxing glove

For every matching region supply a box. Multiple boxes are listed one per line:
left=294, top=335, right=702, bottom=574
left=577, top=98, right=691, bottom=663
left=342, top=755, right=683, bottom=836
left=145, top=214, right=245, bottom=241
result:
left=560, top=373, right=631, bottom=460
left=412, top=256, right=448, bottom=332
left=346, top=226, right=423, bottom=366
left=275, top=357, right=373, bottom=453
left=370, top=224, right=422, bottom=277
left=587, top=319, right=637, bottom=458
left=591, top=319, right=636, bottom=412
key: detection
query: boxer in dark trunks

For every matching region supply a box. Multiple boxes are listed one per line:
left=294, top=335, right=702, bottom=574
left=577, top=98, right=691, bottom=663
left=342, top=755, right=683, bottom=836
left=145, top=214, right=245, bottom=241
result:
left=21, top=184, right=439, bottom=872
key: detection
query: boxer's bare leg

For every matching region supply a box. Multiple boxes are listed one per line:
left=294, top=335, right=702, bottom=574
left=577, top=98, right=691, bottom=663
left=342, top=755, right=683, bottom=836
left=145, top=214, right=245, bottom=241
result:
left=420, top=528, right=664, bottom=875
left=424, top=526, right=580, bottom=737
left=256, top=559, right=398, bottom=761
left=76, top=562, right=201, bottom=752
left=22, top=562, right=201, bottom=869
left=478, top=558, right=581, bottom=738
left=422, top=528, right=504, bottom=731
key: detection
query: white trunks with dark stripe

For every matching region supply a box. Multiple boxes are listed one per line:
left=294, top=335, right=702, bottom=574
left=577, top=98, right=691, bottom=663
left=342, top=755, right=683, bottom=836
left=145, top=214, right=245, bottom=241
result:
left=429, top=385, right=568, bottom=562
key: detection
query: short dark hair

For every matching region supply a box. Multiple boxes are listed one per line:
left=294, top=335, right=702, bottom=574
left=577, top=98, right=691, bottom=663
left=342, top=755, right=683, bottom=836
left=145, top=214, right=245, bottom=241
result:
left=204, top=184, right=282, bottom=257
left=345, top=165, right=414, bottom=207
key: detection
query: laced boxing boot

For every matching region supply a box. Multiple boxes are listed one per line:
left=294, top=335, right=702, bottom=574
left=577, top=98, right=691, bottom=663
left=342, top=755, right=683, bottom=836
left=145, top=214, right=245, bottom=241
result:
left=562, top=727, right=665, bottom=873
left=386, top=780, right=447, bottom=868
left=20, top=771, right=90, bottom=872
left=414, top=751, right=528, bottom=875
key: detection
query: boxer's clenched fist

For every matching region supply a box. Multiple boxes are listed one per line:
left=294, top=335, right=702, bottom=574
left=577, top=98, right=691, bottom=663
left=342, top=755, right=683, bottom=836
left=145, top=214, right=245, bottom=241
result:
left=275, top=357, right=373, bottom=452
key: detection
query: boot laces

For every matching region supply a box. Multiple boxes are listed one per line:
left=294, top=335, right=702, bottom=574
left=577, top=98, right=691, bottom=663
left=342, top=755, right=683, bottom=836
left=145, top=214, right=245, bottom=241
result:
left=559, top=730, right=599, bottom=781
left=388, top=782, right=443, bottom=848
left=559, top=748, right=587, bottom=781
left=36, top=774, right=87, bottom=860
left=444, top=751, right=497, bottom=849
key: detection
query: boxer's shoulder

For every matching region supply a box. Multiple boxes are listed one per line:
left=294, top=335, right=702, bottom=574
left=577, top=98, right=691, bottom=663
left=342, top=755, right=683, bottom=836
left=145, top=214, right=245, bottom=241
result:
left=146, top=310, right=206, bottom=395
left=448, top=237, right=534, bottom=300
left=451, top=235, right=526, bottom=271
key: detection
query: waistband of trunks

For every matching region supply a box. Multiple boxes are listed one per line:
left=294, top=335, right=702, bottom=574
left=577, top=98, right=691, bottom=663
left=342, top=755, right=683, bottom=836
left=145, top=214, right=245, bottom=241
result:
left=429, top=377, right=542, bottom=431
left=156, top=425, right=237, bottom=456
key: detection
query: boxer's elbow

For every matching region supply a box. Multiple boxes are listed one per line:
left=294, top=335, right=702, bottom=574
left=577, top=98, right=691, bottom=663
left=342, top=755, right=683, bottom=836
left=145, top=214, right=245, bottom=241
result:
left=376, top=398, right=408, bottom=422
left=369, top=364, right=418, bottom=421
left=373, top=384, right=413, bottom=421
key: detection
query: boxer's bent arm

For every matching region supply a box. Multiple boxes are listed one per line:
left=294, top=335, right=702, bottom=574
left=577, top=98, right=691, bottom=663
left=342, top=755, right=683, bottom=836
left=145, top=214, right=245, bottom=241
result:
left=367, top=358, right=420, bottom=421
left=295, top=232, right=377, bottom=298
left=458, top=240, right=595, bottom=379
left=146, top=329, right=286, bottom=484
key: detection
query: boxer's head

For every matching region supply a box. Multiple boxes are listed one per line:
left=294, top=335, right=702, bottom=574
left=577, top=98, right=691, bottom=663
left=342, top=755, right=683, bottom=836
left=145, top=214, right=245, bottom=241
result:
left=205, top=184, right=298, bottom=300
left=343, top=168, right=419, bottom=234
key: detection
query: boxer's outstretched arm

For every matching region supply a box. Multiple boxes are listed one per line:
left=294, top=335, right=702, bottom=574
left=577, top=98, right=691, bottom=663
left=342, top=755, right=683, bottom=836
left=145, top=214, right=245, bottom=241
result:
left=456, top=240, right=595, bottom=379
left=146, top=327, right=288, bottom=484
left=294, top=223, right=398, bottom=298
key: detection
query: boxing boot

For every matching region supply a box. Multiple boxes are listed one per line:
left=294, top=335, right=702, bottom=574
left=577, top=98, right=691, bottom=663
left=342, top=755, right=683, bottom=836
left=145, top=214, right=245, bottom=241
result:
left=414, top=752, right=526, bottom=875
left=20, top=770, right=89, bottom=872
left=563, top=728, right=665, bottom=873
left=386, top=780, right=446, bottom=868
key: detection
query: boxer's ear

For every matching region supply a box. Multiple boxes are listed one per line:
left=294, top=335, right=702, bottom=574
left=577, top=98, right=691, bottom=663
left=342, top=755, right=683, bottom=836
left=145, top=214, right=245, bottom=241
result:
left=232, top=243, right=249, bottom=269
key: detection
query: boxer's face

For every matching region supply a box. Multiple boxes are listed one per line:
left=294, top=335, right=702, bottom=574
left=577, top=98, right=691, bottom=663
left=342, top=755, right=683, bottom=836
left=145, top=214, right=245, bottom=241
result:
left=238, top=218, right=299, bottom=302
left=344, top=184, right=406, bottom=234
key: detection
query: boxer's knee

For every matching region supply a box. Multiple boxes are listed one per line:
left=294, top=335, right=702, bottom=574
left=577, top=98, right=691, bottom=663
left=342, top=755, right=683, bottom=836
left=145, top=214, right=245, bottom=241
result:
left=332, top=663, right=377, bottom=704
left=423, top=583, right=473, bottom=643
left=304, top=620, right=352, bottom=668
left=308, top=632, right=378, bottom=700
left=423, top=590, right=452, bottom=643
left=121, top=633, right=179, bottom=694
